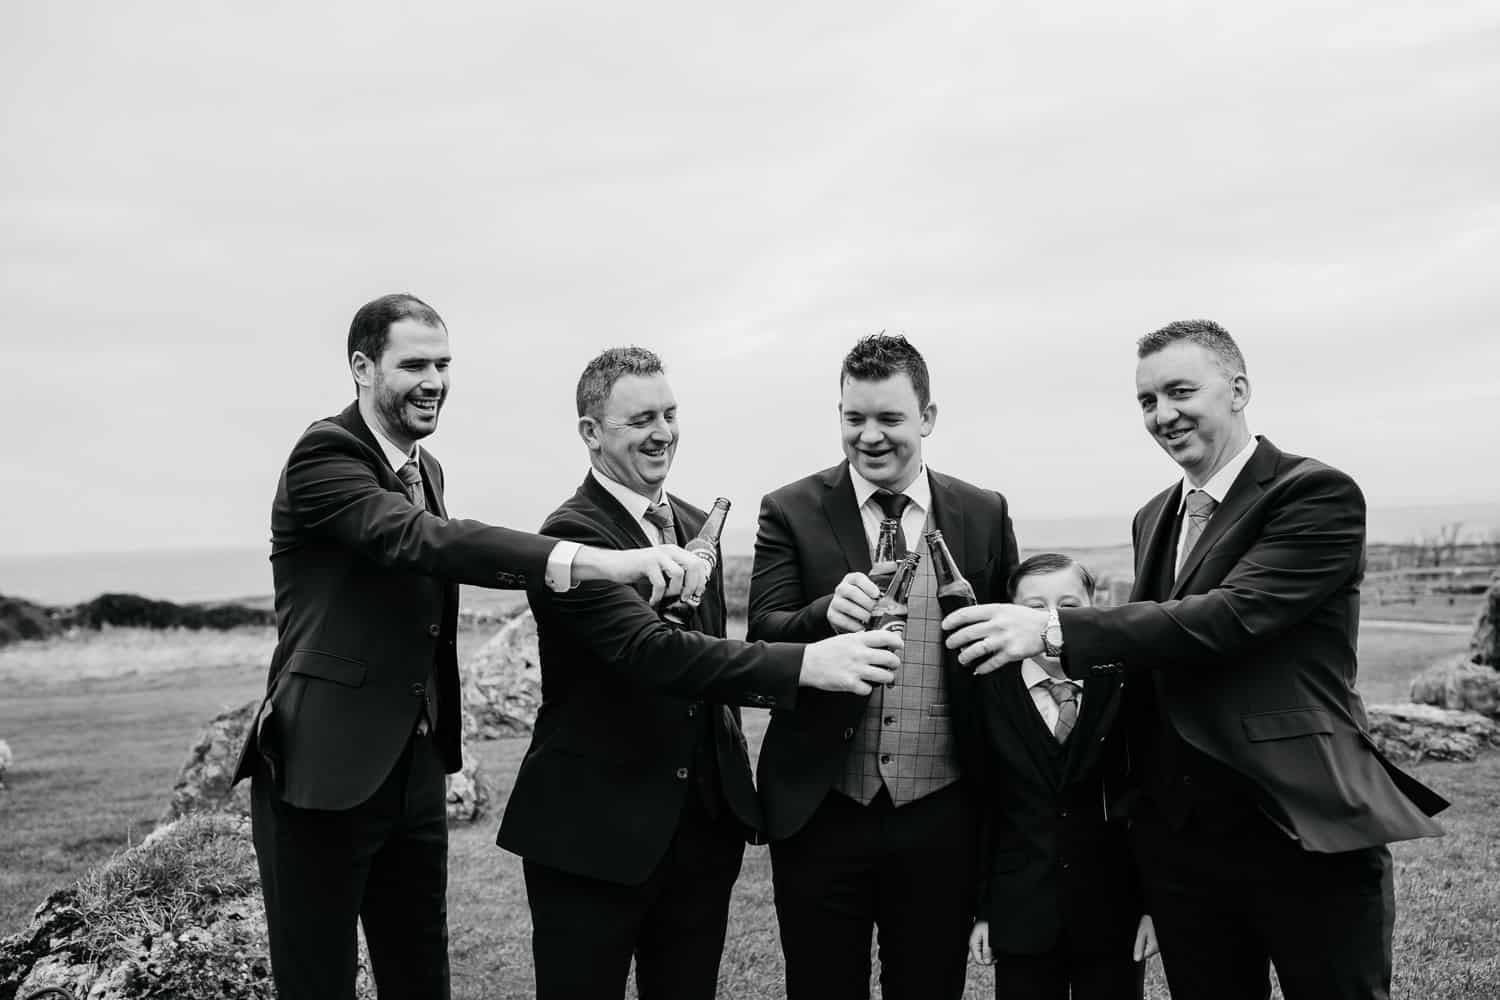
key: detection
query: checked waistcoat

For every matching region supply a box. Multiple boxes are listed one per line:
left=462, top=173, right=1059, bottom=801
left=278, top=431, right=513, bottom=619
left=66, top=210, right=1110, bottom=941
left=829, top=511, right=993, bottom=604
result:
left=834, top=511, right=960, bottom=806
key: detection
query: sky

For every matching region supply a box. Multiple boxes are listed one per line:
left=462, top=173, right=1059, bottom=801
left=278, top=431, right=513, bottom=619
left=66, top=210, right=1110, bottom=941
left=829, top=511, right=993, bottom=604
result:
left=3, top=1, right=1498, bottom=558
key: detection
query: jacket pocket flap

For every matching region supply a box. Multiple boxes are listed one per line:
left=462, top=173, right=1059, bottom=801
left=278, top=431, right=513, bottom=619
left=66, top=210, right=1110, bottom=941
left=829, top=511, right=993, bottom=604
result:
left=288, top=650, right=367, bottom=687
left=1242, top=708, right=1333, bottom=742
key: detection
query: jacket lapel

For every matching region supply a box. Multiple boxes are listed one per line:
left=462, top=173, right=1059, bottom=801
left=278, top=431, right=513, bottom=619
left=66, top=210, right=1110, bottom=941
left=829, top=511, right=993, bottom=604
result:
left=1131, top=484, right=1180, bottom=602
left=926, top=469, right=968, bottom=572
left=1062, top=674, right=1121, bottom=785
left=1170, top=438, right=1279, bottom=598
left=820, top=462, right=871, bottom=575
left=578, top=473, right=654, bottom=550
left=418, top=449, right=446, bottom=517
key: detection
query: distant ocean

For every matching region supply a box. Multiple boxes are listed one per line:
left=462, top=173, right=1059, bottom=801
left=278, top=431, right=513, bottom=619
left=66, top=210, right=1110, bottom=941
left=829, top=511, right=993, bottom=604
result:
left=3, top=502, right=1495, bottom=606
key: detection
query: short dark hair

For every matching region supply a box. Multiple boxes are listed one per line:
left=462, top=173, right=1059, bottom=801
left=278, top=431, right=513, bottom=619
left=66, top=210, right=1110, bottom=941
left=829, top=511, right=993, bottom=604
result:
left=1136, top=319, right=1246, bottom=377
left=1009, top=553, right=1096, bottom=600
left=576, top=346, right=665, bottom=418
left=347, top=293, right=445, bottom=366
left=840, top=333, right=931, bottom=409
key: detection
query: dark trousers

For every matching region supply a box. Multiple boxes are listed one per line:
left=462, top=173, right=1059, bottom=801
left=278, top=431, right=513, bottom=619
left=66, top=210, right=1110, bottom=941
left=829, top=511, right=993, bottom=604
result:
left=523, top=792, right=746, bottom=1000
left=769, top=783, right=977, bottom=1000
left=1133, top=805, right=1394, bottom=1000
left=250, top=729, right=450, bottom=1000
left=990, top=945, right=1144, bottom=1000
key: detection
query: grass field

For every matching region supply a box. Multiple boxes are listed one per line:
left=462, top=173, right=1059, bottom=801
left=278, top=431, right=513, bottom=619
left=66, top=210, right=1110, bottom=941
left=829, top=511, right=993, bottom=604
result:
left=1, top=620, right=1494, bottom=998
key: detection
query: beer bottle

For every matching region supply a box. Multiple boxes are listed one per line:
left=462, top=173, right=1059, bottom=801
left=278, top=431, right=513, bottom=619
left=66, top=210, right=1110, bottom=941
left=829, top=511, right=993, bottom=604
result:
left=868, top=552, right=919, bottom=686
left=662, top=497, right=731, bottom=627
left=869, top=518, right=901, bottom=590
left=925, top=529, right=977, bottom=619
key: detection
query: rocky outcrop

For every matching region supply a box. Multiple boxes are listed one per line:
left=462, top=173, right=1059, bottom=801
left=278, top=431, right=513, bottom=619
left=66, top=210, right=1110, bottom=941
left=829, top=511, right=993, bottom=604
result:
left=1408, top=656, right=1500, bottom=718
left=63, top=593, right=274, bottom=632
left=0, top=595, right=59, bottom=646
left=1472, top=573, right=1499, bottom=668
left=0, top=739, right=11, bottom=791
left=461, top=609, right=542, bottom=739
left=1366, top=703, right=1500, bottom=763
left=0, top=814, right=379, bottom=1000
left=445, top=755, right=491, bottom=823
left=163, top=701, right=258, bottom=824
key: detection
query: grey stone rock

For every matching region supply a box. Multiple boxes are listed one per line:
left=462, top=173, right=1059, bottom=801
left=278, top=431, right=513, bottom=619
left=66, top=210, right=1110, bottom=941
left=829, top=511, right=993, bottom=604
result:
left=0, top=815, right=375, bottom=1000
left=0, top=739, right=11, bottom=790
left=461, top=609, right=541, bottom=739
left=1408, top=656, right=1500, bottom=718
left=445, top=754, right=491, bottom=824
left=163, top=700, right=258, bottom=823
left=1366, top=702, right=1500, bottom=763
left=1472, top=573, right=1499, bottom=668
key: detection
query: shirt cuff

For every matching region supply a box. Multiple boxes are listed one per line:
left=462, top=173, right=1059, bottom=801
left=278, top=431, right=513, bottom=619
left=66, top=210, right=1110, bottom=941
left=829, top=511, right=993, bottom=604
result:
left=544, top=541, right=581, bottom=592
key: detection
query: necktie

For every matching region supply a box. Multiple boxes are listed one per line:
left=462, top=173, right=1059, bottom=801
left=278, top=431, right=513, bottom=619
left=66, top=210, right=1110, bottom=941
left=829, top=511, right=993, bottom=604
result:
left=643, top=500, right=676, bottom=543
left=397, top=456, right=438, bottom=733
left=873, top=491, right=912, bottom=558
left=397, top=458, right=427, bottom=511
left=1178, top=489, right=1218, bottom=575
left=1044, top=678, right=1079, bottom=744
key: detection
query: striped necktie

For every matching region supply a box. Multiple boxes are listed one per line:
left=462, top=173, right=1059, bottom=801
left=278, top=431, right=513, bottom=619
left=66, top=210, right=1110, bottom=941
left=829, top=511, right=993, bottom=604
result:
left=1044, top=678, right=1080, bottom=744
left=1178, top=489, right=1218, bottom=576
left=643, top=500, right=675, bottom=544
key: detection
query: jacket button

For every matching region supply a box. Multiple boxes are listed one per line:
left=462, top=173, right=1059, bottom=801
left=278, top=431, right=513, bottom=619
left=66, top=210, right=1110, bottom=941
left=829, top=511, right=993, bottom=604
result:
left=427, top=624, right=441, bottom=637
left=884, top=715, right=896, bottom=725
left=409, top=683, right=425, bottom=697
left=675, top=767, right=689, bottom=780
left=1059, top=809, right=1069, bottom=819
left=880, top=754, right=892, bottom=765
left=686, top=705, right=697, bottom=718
left=842, top=727, right=855, bottom=741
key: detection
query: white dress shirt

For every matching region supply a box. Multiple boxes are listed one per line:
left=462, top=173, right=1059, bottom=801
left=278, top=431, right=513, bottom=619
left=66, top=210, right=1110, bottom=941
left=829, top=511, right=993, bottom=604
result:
left=368, top=419, right=578, bottom=592
left=589, top=467, right=671, bottom=545
left=1021, top=658, right=1082, bottom=736
left=1174, top=434, right=1261, bottom=575
left=848, top=465, right=932, bottom=558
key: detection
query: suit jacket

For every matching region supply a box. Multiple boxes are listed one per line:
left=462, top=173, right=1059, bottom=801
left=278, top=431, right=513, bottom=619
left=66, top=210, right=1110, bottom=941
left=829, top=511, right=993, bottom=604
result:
left=232, top=402, right=557, bottom=811
left=974, top=665, right=1141, bottom=957
left=747, top=461, right=1020, bottom=840
left=1061, top=437, right=1448, bottom=852
left=495, top=473, right=806, bottom=886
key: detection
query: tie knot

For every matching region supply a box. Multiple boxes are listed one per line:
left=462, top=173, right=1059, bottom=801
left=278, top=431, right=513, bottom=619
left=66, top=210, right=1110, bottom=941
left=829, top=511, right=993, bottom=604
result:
left=1043, top=678, right=1078, bottom=707
left=397, top=458, right=422, bottom=489
left=643, top=501, right=675, bottom=537
left=873, top=490, right=911, bottom=521
left=1184, top=489, right=1217, bottom=521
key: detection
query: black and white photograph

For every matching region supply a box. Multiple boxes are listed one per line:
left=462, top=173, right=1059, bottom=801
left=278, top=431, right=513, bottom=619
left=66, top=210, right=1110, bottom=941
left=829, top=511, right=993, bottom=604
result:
left=2, top=3, right=1497, bottom=998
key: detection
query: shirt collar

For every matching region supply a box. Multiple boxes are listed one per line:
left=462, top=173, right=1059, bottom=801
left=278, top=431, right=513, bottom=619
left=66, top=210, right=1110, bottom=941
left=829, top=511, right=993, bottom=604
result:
left=589, top=467, right=662, bottom=522
left=1021, top=658, right=1073, bottom=689
left=1178, top=435, right=1260, bottom=513
left=849, top=464, right=931, bottom=515
left=368, top=420, right=417, bottom=474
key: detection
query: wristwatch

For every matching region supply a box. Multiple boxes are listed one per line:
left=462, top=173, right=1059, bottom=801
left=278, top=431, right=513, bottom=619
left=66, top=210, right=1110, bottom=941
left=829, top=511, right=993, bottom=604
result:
left=1041, top=608, right=1064, bottom=657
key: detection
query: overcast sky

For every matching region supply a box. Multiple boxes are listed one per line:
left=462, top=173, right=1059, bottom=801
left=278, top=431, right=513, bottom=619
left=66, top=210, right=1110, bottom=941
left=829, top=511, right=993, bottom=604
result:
left=3, top=1, right=1497, bottom=558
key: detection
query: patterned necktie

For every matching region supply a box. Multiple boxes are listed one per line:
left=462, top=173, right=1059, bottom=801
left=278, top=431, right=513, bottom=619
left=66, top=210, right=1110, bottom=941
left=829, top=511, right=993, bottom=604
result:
left=397, top=458, right=427, bottom=511
left=1178, top=489, right=1218, bottom=575
left=872, top=491, right=912, bottom=558
left=643, top=500, right=676, bottom=543
left=1044, top=678, right=1079, bottom=744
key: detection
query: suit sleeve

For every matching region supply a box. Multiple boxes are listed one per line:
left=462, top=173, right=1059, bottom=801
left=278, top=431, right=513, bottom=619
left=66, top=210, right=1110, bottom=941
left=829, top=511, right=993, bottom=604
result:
left=283, top=421, right=557, bottom=587
left=534, top=512, right=804, bottom=709
left=1060, top=466, right=1364, bottom=676
left=747, top=492, right=838, bottom=643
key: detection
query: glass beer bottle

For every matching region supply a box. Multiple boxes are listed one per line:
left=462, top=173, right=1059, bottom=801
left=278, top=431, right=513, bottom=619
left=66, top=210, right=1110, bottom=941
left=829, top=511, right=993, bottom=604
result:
left=925, top=529, right=977, bottom=619
left=869, top=518, right=901, bottom=590
left=662, top=497, right=731, bottom=627
left=868, top=552, right=919, bottom=686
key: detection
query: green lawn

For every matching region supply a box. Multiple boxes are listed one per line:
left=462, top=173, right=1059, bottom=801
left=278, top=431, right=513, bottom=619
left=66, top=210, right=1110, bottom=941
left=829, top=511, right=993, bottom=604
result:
left=1, top=623, right=1493, bottom=998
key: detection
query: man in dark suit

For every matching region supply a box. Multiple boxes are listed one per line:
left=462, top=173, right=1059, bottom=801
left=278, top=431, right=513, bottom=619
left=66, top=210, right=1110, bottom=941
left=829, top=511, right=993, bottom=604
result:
left=943, top=320, right=1449, bottom=1000
left=233, top=295, right=714, bottom=1000
left=747, top=334, right=1020, bottom=1000
left=496, top=346, right=904, bottom=1000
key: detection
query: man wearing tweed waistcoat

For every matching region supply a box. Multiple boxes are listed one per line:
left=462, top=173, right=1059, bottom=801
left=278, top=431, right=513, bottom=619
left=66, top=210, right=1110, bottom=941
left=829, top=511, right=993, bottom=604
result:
left=748, top=333, right=1020, bottom=1000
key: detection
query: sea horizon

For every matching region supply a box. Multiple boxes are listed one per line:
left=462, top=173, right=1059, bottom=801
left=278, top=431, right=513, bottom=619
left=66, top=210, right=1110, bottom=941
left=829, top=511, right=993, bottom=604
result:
left=3, top=501, right=1495, bottom=606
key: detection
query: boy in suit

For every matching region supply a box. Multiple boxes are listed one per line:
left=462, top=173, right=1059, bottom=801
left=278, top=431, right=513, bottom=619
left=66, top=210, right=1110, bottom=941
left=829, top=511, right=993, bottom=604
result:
left=968, top=553, right=1156, bottom=1000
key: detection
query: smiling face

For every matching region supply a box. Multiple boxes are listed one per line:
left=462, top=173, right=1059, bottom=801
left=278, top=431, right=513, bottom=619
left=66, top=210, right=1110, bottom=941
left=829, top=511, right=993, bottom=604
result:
left=580, top=373, right=678, bottom=499
left=1135, top=341, right=1252, bottom=485
left=838, top=374, right=936, bottom=491
left=1014, top=566, right=1093, bottom=669
left=351, top=318, right=450, bottom=452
